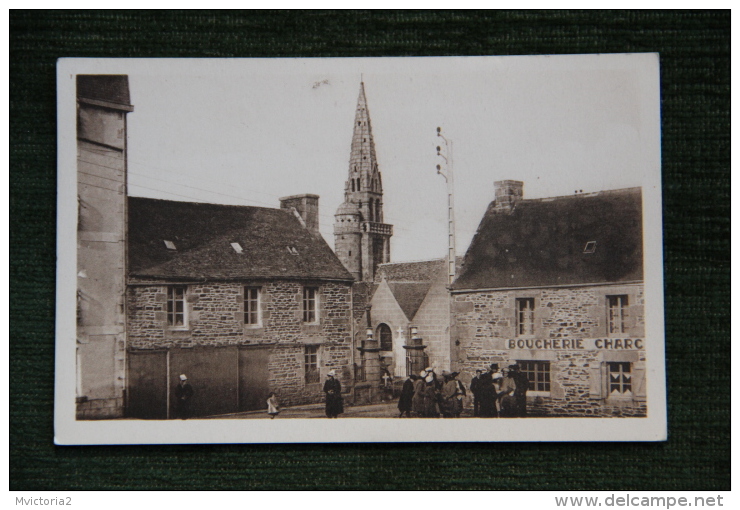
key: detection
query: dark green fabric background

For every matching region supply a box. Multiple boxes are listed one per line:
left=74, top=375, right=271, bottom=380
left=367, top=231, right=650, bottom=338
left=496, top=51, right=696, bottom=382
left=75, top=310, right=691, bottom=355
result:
left=10, top=10, right=730, bottom=491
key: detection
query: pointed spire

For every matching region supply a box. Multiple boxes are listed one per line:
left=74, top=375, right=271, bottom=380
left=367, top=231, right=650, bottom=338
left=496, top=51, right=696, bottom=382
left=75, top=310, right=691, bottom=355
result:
left=346, top=81, right=379, bottom=198
left=335, top=80, right=392, bottom=282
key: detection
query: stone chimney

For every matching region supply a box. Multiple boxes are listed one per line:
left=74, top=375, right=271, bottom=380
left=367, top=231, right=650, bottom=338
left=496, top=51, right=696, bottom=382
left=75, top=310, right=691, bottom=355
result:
left=493, top=180, right=523, bottom=213
left=280, top=194, right=320, bottom=236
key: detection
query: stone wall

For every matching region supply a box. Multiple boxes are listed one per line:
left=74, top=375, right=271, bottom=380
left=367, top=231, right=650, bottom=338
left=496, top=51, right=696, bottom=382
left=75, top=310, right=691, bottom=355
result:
left=76, top=396, right=125, bottom=420
left=452, top=283, right=647, bottom=417
left=127, top=278, right=353, bottom=408
left=76, top=111, right=129, bottom=419
left=413, top=279, right=451, bottom=371
left=368, top=280, right=410, bottom=378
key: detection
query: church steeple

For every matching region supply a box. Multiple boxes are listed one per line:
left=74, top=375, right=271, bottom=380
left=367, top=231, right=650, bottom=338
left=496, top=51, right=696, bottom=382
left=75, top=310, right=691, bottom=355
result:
left=335, top=81, right=393, bottom=282
left=345, top=82, right=382, bottom=206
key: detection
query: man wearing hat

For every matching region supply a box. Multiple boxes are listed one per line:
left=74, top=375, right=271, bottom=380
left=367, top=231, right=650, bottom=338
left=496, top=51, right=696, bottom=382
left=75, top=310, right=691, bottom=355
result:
left=323, top=370, right=344, bottom=418
left=470, top=369, right=484, bottom=417
left=509, top=364, right=529, bottom=417
left=478, top=364, right=498, bottom=418
left=497, top=367, right=518, bottom=417
left=174, top=374, right=194, bottom=420
left=441, top=370, right=465, bottom=418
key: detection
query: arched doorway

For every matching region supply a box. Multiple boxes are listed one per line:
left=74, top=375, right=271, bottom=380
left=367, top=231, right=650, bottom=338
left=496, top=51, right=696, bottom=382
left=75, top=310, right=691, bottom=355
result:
left=377, top=323, right=393, bottom=352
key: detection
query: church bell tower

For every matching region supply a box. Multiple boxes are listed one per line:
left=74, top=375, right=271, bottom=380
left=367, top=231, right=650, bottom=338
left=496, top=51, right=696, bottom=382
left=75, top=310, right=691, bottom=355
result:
left=334, top=81, right=393, bottom=282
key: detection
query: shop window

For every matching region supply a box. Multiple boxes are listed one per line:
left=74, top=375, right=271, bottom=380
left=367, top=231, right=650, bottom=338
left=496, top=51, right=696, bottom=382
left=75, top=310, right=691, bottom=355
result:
left=607, top=362, right=632, bottom=396
left=244, top=287, right=261, bottom=326
left=518, top=360, right=550, bottom=392
left=304, top=345, right=320, bottom=384
left=167, top=286, right=187, bottom=327
left=303, top=287, right=319, bottom=323
left=378, top=323, right=393, bottom=351
left=607, top=295, right=629, bottom=335
left=516, top=298, right=535, bottom=336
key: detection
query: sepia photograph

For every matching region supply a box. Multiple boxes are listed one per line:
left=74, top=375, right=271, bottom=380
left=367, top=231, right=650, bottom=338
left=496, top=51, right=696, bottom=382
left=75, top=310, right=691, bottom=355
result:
left=55, top=54, right=666, bottom=443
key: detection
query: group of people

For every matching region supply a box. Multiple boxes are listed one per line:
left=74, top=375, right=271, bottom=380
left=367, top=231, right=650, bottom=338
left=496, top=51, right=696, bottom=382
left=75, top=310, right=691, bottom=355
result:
left=397, top=367, right=467, bottom=418
left=181, top=364, right=529, bottom=420
left=469, top=364, right=529, bottom=418
left=397, top=364, right=530, bottom=418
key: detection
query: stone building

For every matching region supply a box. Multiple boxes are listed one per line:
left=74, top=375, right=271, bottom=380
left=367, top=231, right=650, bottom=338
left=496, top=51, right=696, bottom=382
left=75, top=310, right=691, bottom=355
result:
left=125, top=195, right=355, bottom=419
left=76, top=75, right=134, bottom=419
left=451, top=181, right=646, bottom=417
left=368, top=258, right=459, bottom=379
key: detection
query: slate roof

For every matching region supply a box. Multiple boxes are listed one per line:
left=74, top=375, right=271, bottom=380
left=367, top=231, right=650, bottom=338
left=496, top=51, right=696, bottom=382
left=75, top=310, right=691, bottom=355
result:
left=375, top=258, right=447, bottom=283
left=77, top=75, right=131, bottom=106
left=386, top=282, right=434, bottom=321
left=128, top=197, right=353, bottom=281
left=374, top=258, right=456, bottom=320
left=451, top=187, right=643, bottom=290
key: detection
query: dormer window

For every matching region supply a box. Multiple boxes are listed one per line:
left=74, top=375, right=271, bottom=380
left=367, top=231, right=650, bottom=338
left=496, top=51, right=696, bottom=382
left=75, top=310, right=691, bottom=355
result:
left=583, top=241, right=597, bottom=254
left=231, top=242, right=243, bottom=254
left=164, top=240, right=176, bottom=250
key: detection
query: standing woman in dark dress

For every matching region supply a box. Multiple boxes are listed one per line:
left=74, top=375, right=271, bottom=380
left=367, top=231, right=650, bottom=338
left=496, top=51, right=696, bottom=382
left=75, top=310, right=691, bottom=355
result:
left=398, top=374, right=417, bottom=417
left=477, top=365, right=497, bottom=418
left=323, top=370, right=344, bottom=418
left=421, top=367, right=441, bottom=418
left=411, top=370, right=426, bottom=417
left=175, top=374, right=194, bottom=420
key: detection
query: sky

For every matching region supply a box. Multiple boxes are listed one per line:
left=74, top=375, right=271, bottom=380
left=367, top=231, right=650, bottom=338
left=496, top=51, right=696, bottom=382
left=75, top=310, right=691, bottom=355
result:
left=114, top=55, right=660, bottom=263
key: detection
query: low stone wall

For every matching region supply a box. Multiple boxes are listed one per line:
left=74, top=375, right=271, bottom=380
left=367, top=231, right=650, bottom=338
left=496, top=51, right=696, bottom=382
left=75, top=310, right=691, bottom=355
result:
left=76, top=397, right=125, bottom=420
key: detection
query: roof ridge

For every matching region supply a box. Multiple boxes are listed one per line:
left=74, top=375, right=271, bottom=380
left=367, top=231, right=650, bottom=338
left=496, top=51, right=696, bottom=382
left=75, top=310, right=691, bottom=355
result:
left=128, top=195, right=291, bottom=214
left=519, top=186, right=641, bottom=204
left=377, top=257, right=446, bottom=266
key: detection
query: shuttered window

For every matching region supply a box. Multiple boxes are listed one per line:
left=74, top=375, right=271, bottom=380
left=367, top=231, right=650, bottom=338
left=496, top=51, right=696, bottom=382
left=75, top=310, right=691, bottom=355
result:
left=589, top=361, right=646, bottom=401
left=607, top=362, right=632, bottom=396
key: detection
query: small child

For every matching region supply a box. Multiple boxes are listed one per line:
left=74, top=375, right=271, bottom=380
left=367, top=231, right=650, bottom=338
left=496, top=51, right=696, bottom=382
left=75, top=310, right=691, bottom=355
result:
left=266, top=392, right=280, bottom=419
